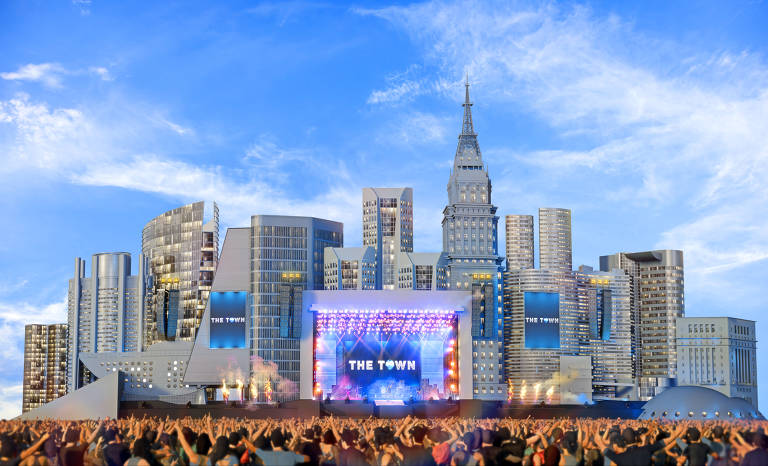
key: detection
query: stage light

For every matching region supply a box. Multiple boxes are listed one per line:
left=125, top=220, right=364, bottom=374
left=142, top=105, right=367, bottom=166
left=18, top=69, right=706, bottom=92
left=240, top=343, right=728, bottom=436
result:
left=448, top=369, right=454, bottom=376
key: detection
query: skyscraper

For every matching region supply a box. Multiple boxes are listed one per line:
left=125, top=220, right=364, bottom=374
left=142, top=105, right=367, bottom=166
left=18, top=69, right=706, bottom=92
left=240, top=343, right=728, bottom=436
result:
left=539, top=208, right=572, bottom=271
left=600, top=250, right=684, bottom=399
left=22, top=324, right=67, bottom=412
left=442, top=80, right=504, bottom=399
left=362, top=187, right=413, bottom=290
left=505, top=215, right=534, bottom=270
left=676, top=317, right=758, bottom=408
left=142, top=201, right=219, bottom=344
left=576, top=266, right=634, bottom=400
left=67, top=253, right=150, bottom=392
left=250, top=215, right=343, bottom=401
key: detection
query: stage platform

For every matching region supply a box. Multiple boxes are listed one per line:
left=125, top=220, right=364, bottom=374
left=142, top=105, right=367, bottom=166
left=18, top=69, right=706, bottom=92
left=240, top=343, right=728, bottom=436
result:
left=118, top=399, right=642, bottom=419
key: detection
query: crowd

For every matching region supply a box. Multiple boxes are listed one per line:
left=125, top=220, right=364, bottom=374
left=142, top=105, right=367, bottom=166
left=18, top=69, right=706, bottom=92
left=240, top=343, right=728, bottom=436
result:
left=0, top=416, right=766, bottom=466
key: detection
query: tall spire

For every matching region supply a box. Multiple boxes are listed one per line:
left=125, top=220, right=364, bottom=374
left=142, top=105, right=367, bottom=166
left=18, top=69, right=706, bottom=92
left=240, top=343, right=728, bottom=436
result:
left=453, top=75, right=483, bottom=171
left=462, top=74, right=475, bottom=135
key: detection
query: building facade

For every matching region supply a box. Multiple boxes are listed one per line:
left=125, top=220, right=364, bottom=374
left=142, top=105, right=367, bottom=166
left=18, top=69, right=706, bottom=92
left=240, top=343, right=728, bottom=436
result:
left=67, top=252, right=150, bottom=392
left=397, top=252, right=448, bottom=290
left=576, top=266, right=635, bottom=400
left=323, top=247, right=376, bottom=290
left=505, top=215, right=534, bottom=270
left=676, top=317, right=758, bottom=408
left=539, top=208, right=572, bottom=271
left=142, top=201, right=219, bottom=344
left=250, top=215, right=343, bottom=401
left=362, top=187, right=413, bottom=290
left=600, top=250, right=684, bottom=399
left=441, top=81, right=504, bottom=399
left=22, top=324, right=67, bottom=412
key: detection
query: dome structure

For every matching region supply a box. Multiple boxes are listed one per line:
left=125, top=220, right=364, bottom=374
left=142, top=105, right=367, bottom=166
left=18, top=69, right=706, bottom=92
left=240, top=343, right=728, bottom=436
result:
left=639, top=386, right=763, bottom=420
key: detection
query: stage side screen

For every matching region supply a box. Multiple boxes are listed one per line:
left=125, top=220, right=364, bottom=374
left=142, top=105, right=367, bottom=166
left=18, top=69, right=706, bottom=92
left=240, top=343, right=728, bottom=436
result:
left=209, top=291, right=247, bottom=349
left=524, top=291, right=560, bottom=349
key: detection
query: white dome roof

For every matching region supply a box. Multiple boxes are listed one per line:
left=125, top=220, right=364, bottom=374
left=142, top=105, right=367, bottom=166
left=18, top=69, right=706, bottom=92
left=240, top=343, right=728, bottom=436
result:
left=639, top=386, right=762, bottom=420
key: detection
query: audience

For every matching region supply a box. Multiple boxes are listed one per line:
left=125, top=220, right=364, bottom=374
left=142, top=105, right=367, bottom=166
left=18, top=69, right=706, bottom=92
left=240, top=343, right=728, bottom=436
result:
left=0, top=416, right=766, bottom=466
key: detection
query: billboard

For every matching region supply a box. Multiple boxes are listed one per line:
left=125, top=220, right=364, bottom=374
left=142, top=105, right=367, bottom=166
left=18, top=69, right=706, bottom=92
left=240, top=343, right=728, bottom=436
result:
left=340, top=335, right=421, bottom=400
left=209, top=291, right=247, bottom=349
left=524, top=291, right=560, bottom=349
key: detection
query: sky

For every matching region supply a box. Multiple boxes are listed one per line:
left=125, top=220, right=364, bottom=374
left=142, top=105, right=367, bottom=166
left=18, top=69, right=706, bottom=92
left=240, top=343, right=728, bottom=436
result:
left=1, top=0, right=767, bottom=418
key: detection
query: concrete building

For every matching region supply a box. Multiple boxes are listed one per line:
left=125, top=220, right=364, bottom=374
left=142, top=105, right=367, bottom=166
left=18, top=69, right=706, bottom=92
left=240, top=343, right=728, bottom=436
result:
left=502, top=268, right=583, bottom=403
left=441, top=81, right=504, bottom=399
left=67, top=252, right=150, bottom=392
left=323, top=247, right=376, bottom=290
left=676, top=317, right=758, bottom=408
left=142, top=201, right=219, bottom=344
left=397, top=252, right=448, bottom=290
left=22, top=324, right=67, bottom=412
left=250, top=216, right=343, bottom=401
left=600, top=250, right=684, bottom=399
left=505, top=215, right=534, bottom=270
left=362, top=187, right=413, bottom=290
left=539, top=208, right=572, bottom=271
left=576, top=266, right=635, bottom=400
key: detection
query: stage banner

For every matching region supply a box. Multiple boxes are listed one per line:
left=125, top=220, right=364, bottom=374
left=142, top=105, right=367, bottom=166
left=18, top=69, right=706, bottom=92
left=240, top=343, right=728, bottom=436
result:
left=209, top=291, right=247, bottom=349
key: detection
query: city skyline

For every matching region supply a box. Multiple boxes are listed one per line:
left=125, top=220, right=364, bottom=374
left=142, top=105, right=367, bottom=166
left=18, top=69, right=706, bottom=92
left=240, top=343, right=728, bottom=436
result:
left=1, top=0, right=767, bottom=417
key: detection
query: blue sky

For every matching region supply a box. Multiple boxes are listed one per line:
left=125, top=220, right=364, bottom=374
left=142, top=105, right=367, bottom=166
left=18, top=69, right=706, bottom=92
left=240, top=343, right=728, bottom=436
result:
left=1, top=0, right=767, bottom=417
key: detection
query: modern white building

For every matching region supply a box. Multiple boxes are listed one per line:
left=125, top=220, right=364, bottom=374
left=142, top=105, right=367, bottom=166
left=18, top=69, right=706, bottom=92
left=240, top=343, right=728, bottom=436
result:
left=362, top=187, right=413, bottom=290
left=505, top=215, right=534, bottom=270
left=397, top=252, right=448, bottom=290
left=323, top=247, right=376, bottom=290
left=576, top=266, right=635, bottom=400
left=539, top=208, right=572, bottom=271
left=250, top=215, right=343, bottom=400
left=67, top=252, right=150, bottom=392
left=142, top=201, right=219, bottom=344
left=600, top=250, right=684, bottom=399
left=676, top=317, right=758, bottom=408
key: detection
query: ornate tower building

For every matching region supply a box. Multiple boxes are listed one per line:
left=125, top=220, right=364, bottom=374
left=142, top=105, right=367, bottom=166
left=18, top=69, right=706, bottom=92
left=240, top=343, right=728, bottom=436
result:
left=442, top=80, right=505, bottom=399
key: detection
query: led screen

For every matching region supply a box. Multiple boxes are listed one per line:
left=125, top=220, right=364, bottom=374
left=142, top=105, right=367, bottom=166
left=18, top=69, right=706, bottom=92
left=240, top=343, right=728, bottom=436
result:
left=524, top=291, right=560, bottom=349
left=209, top=291, right=247, bottom=349
left=339, top=335, right=421, bottom=400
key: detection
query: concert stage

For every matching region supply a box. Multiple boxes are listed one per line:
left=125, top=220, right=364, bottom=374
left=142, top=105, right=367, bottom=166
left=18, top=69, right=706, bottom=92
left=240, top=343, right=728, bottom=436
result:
left=118, top=399, right=643, bottom=420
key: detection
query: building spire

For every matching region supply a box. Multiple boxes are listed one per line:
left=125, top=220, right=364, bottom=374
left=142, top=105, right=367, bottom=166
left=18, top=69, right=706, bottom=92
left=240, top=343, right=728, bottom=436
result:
left=462, top=74, right=475, bottom=135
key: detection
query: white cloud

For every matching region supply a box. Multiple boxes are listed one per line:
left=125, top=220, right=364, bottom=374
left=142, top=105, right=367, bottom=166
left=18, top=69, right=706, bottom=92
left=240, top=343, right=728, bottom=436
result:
left=0, top=93, right=361, bottom=234
left=0, top=385, right=23, bottom=420
left=89, top=66, right=113, bottom=81
left=1, top=63, right=66, bottom=88
left=359, top=0, right=768, bottom=288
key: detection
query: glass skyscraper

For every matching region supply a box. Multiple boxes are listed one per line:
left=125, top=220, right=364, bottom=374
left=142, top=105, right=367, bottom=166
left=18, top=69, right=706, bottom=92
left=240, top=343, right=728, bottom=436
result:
left=22, top=324, right=67, bottom=412
left=539, top=208, right=572, bottom=271
left=142, top=201, right=219, bottom=344
left=505, top=215, right=534, bottom=270
left=250, top=215, right=343, bottom=401
left=600, top=250, right=684, bottom=399
left=362, top=187, right=413, bottom=290
left=67, top=252, right=150, bottom=392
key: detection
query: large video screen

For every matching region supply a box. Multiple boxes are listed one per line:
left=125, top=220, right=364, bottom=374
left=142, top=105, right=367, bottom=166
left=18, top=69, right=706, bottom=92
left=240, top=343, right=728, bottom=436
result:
left=209, top=291, right=247, bottom=349
left=524, top=291, right=560, bottom=349
left=339, top=335, right=421, bottom=400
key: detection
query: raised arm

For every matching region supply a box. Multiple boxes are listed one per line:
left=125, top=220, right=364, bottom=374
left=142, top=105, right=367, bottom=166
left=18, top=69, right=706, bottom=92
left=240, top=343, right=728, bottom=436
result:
left=20, top=432, right=50, bottom=461
left=175, top=424, right=199, bottom=465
